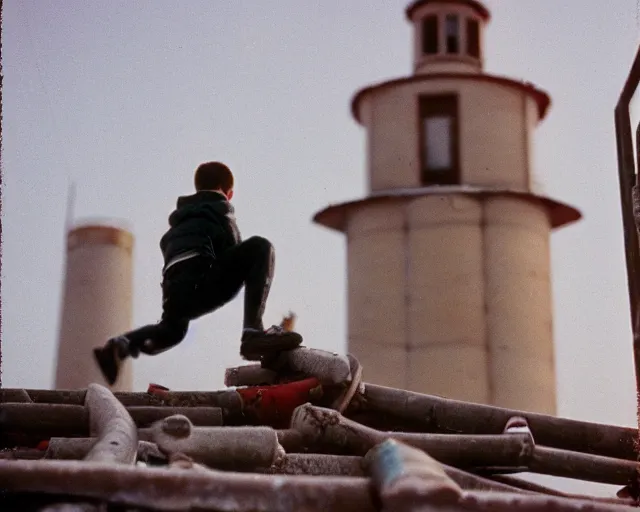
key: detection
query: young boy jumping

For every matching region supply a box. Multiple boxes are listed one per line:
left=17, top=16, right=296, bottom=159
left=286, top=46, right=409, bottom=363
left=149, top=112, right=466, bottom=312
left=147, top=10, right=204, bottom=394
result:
left=93, top=161, right=303, bottom=386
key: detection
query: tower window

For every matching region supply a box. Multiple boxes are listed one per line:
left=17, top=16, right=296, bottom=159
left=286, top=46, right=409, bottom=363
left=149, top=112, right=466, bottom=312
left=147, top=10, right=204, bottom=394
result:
left=419, top=95, right=460, bottom=185
left=445, top=14, right=460, bottom=54
left=467, top=18, right=480, bottom=58
left=422, top=15, right=439, bottom=55
left=425, top=117, right=452, bottom=168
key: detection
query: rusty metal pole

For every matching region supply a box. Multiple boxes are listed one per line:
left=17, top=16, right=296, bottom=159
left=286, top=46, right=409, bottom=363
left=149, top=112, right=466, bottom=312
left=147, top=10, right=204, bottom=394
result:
left=614, top=44, right=640, bottom=449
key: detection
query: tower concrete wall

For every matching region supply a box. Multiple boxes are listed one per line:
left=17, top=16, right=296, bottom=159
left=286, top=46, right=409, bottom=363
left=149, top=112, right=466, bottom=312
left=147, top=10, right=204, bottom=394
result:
left=55, top=224, right=134, bottom=391
left=357, top=78, right=543, bottom=195
left=483, top=197, right=555, bottom=413
left=345, top=194, right=555, bottom=413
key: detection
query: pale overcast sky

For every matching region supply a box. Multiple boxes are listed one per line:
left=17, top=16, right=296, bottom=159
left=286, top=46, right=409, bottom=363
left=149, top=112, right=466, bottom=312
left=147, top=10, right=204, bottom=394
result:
left=3, top=0, right=640, bottom=494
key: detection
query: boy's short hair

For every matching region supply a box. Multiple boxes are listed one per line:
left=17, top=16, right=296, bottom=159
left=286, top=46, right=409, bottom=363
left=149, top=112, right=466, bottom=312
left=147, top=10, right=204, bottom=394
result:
left=194, top=161, right=234, bottom=193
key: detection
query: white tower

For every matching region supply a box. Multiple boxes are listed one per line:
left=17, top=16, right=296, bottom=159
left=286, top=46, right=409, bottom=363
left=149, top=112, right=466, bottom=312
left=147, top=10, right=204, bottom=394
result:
left=55, top=223, right=134, bottom=391
left=313, top=0, right=581, bottom=414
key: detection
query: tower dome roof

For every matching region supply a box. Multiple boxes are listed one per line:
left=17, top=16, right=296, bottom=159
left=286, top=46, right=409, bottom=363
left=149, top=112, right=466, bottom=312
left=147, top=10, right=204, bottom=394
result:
left=405, top=0, right=491, bottom=22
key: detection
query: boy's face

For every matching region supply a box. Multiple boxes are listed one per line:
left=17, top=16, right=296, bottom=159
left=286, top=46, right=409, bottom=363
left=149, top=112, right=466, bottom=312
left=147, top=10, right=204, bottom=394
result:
left=226, top=188, right=234, bottom=201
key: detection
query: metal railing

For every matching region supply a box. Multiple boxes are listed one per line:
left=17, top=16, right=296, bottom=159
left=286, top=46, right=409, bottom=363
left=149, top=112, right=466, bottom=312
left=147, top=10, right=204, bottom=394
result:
left=615, top=43, right=640, bottom=436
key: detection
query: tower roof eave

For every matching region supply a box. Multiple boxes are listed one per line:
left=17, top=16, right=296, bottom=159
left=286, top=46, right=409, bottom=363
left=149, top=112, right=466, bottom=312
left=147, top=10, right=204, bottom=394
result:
left=405, top=0, right=491, bottom=22
left=312, top=186, right=582, bottom=232
left=350, top=73, right=552, bottom=125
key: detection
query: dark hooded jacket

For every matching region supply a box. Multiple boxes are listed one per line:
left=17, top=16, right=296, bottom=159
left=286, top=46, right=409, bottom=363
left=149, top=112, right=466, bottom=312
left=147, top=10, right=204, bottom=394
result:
left=159, top=191, right=241, bottom=266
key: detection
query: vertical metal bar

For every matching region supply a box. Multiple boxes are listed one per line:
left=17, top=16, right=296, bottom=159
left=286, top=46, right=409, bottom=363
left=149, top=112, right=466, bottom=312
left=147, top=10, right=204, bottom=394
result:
left=615, top=102, right=640, bottom=329
left=615, top=44, right=640, bottom=466
left=636, top=122, right=640, bottom=186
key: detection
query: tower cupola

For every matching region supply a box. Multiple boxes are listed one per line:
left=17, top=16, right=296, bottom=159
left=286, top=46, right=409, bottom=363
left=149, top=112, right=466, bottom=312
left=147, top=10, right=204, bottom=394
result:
left=406, top=0, right=490, bottom=75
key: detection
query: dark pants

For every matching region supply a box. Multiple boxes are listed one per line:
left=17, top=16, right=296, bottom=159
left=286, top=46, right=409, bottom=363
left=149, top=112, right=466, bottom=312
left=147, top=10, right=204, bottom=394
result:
left=120, top=236, right=275, bottom=356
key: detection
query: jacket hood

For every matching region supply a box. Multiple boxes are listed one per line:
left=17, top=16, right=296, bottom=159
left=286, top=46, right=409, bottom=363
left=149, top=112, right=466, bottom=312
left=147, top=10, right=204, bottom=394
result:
left=176, top=190, right=228, bottom=207
left=168, top=190, right=233, bottom=227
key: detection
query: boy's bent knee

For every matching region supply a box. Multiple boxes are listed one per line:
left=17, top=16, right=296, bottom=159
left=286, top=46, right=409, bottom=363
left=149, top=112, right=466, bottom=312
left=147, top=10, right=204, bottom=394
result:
left=245, top=235, right=273, bottom=253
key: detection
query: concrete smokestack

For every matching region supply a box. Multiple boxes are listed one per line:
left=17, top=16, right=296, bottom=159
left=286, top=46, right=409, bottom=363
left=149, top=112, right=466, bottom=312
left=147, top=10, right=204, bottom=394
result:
left=55, top=223, right=134, bottom=391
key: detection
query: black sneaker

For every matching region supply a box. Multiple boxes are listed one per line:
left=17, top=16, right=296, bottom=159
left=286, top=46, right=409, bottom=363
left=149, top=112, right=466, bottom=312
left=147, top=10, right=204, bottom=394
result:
left=92, top=336, right=131, bottom=386
left=240, top=325, right=303, bottom=361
